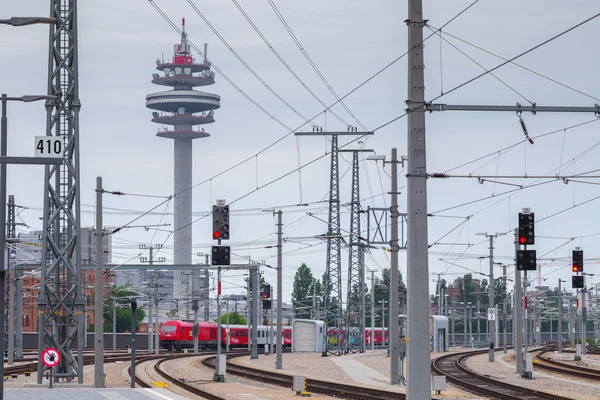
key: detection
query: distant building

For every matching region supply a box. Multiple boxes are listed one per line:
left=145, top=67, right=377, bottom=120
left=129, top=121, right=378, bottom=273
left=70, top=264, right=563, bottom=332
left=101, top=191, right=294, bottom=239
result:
left=13, top=227, right=112, bottom=266
left=20, top=271, right=114, bottom=333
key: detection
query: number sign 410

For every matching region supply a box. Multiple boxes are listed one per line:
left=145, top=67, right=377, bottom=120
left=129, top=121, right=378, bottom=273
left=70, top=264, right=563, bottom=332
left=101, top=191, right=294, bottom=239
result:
left=34, top=136, right=64, bottom=158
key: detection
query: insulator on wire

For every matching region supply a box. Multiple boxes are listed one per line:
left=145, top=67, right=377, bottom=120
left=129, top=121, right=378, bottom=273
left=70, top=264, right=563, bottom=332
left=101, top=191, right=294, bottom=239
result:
left=430, top=173, right=447, bottom=179
left=519, top=117, right=528, bottom=136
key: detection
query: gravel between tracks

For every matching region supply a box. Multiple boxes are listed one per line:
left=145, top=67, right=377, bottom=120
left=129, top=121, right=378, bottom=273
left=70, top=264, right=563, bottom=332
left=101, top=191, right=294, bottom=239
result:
left=234, top=350, right=476, bottom=400
left=160, top=355, right=336, bottom=399
left=465, top=350, right=600, bottom=400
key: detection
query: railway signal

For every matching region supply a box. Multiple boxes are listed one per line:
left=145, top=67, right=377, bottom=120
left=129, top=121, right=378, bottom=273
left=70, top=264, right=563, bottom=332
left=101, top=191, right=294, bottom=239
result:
left=516, top=250, right=537, bottom=271
left=212, top=205, right=230, bottom=240
left=518, top=212, right=535, bottom=245
left=572, top=275, right=584, bottom=289
left=572, top=249, right=583, bottom=272
left=211, top=245, right=230, bottom=266
left=262, top=284, right=271, bottom=299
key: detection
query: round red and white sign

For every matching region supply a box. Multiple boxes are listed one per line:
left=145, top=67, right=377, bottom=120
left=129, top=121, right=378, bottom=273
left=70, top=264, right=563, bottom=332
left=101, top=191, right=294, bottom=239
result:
left=42, top=348, right=60, bottom=368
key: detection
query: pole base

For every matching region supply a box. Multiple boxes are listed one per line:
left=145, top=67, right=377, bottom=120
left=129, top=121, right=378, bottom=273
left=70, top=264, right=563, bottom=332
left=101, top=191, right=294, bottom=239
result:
left=213, top=374, right=225, bottom=382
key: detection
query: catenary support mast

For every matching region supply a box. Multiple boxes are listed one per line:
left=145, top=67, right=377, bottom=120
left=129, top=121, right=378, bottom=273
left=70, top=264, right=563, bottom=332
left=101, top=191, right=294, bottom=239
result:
left=341, top=149, right=371, bottom=354
left=295, top=130, right=372, bottom=356
left=406, top=0, right=431, bottom=397
left=38, top=0, right=84, bottom=383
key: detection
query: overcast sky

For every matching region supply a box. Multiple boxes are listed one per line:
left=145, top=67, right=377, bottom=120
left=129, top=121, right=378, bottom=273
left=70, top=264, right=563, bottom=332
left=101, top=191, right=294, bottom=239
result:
left=2, top=1, right=599, bottom=305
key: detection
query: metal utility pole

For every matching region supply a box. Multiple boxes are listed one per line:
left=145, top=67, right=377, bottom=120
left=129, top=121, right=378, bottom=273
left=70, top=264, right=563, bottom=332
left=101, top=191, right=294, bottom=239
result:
left=192, top=261, right=199, bottom=354
left=513, top=229, right=523, bottom=374
left=37, top=0, right=84, bottom=384
left=558, top=279, right=564, bottom=353
left=477, top=299, right=480, bottom=344
left=451, top=303, right=455, bottom=347
left=140, top=244, right=165, bottom=354
left=216, top=267, right=221, bottom=371
left=148, top=273, right=153, bottom=353
left=523, top=270, right=529, bottom=371
left=276, top=210, right=283, bottom=369
left=154, top=275, right=159, bottom=356
left=251, top=267, right=258, bottom=359
left=94, top=177, right=104, bottom=388
left=502, top=265, right=508, bottom=354
left=370, top=270, right=375, bottom=350
left=203, top=254, right=210, bottom=321
left=569, top=298, right=575, bottom=347
left=295, top=130, right=373, bottom=356
left=477, top=233, right=501, bottom=362
left=389, top=148, right=400, bottom=384
left=225, top=300, right=230, bottom=352
left=463, top=304, right=468, bottom=345
left=8, top=267, right=14, bottom=365
left=340, top=149, right=370, bottom=355
left=130, top=300, right=137, bottom=388
left=581, top=289, right=587, bottom=355
left=247, top=269, right=251, bottom=353
left=406, top=0, right=430, bottom=395
left=112, top=286, right=117, bottom=351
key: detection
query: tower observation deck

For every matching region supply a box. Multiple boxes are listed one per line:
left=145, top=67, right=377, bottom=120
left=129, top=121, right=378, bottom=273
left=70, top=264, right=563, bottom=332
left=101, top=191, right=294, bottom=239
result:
left=146, top=18, right=220, bottom=312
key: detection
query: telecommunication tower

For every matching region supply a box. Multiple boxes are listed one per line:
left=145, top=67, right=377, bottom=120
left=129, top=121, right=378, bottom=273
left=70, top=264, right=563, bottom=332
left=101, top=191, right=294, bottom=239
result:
left=146, top=19, right=220, bottom=305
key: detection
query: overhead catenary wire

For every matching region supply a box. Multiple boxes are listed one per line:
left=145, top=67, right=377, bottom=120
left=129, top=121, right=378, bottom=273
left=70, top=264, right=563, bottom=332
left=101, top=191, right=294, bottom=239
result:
left=427, top=25, right=534, bottom=105
left=372, top=13, right=600, bottom=133
left=185, top=0, right=319, bottom=129
left=230, top=0, right=351, bottom=128
left=266, top=0, right=368, bottom=131
left=428, top=24, right=600, bottom=103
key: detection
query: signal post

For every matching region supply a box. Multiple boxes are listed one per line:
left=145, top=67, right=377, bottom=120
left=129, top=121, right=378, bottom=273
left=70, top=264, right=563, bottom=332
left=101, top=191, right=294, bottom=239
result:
left=212, top=202, right=230, bottom=382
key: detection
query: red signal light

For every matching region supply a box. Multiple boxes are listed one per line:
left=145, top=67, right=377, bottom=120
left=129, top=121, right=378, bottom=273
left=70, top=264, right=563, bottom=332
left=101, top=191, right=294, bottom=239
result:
left=262, top=293, right=268, bottom=299
left=519, top=237, right=527, bottom=244
left=572, top=264, right=580, bottom=272
left=213, top=231, right=221, bottom=239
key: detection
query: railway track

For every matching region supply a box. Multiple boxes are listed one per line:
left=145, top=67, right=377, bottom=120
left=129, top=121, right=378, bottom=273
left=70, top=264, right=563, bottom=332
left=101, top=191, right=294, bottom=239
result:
left=131, top=351, right=250, bottom=400
left=534, top=349, right=600, bottom=380
left=202, top=353, right=412, bottom=400
left=4, top=352, right=157, bottom=377
left=432, top=349, right=574, bottom=400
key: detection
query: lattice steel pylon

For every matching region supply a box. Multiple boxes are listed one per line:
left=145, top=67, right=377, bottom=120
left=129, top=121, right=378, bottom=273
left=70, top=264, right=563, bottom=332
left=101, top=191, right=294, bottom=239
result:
left=5, top=195, right=15, bottom=357
left=341, top=150, right=370, bottom=354
left=323, top=135, right=342, bottom=355
left=295, top=130, right=373, bottom=356
left=37, top=0, right=84, bottom=383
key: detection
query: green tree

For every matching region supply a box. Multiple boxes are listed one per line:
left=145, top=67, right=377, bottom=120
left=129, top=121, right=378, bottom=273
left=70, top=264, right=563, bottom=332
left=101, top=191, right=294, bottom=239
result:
left=88, top=285, right=146, bottom=332
left=88, top=306, right=145, bottom=333
left=219, top=312, right=247, bottom=325
left=431, top=278, right=448, bottom=311
left=291, top=263, right=314, bottom=319
left=456, top=274, right=480, bottom=305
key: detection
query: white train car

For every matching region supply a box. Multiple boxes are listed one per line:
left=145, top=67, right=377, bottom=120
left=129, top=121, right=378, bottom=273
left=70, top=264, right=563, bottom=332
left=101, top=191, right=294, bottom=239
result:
left=292, top=319, right=325, bottom=353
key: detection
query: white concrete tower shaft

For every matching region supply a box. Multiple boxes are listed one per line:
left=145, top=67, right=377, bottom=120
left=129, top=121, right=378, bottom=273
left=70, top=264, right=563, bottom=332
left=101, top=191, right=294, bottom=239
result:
left=174, top=138, right=193, bottom=302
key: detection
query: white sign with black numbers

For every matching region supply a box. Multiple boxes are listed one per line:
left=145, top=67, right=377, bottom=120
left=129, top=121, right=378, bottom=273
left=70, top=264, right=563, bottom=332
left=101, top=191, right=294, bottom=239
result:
left=487, top=308, right=496, bottom=321
left=34, top=136, right=63, bottom=158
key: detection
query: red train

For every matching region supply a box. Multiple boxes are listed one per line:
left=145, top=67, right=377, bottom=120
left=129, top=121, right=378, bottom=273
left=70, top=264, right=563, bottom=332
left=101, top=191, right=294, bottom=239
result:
left=160, top=320, right=292, bottom=351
